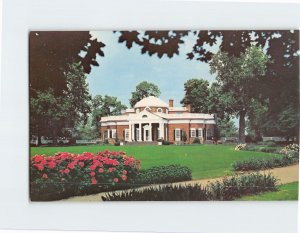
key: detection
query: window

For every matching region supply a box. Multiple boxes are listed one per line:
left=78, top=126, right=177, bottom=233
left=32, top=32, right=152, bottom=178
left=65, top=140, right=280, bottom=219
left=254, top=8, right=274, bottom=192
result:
left=145, top=106, right=151, bottom=111
left=198, top=128, right=203, bottom=137
left=190, top=128, right=196, bottom=137
left=175, top=128, right=181, bottom=142
left=157, top=108, right=163, bottom=113
left=124, top=129, right=129, bottom=141
left=111, top=129, right=117, bottom=139
left=142, top=115, right=148, bottom=118
left=136, top=108, right=140, bottom=113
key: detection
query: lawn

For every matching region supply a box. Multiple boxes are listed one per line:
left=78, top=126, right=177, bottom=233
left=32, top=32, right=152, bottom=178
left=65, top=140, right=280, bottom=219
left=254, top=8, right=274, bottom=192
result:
left=30, top=144, right=277, bottom=180
left=238, top=182, right=298, bottom=201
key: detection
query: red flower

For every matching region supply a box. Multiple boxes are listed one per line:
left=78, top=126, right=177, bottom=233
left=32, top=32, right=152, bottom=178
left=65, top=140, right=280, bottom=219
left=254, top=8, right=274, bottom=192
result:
left=98, top=168, right=104, bottom=173
left=121, top=175, right=127, bottom=181
left=67, top=162, right=75, bottom=169
left=122, top=170, right=127, bottom=175
left=91, top=178, right=97, bottom=184
left=34, top=164, right=44, bottom=171
left=42, top=174, right=48, bottom=179
left=47, top=161, right=56, bottom=169
left=90, top=171, right=95, bottom=177
left=108, top=168, right=113, bottom=173
left=78, top=162, right=84, bottom=167
left=113, top=178, right=119, bottom=183
left=64, top=168, right=70, bottom=174
left=90, top=165, right=96, bottom=171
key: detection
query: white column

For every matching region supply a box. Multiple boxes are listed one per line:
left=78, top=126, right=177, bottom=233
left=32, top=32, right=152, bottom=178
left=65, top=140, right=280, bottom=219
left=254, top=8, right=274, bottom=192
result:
left=138, top=123, right=142, bottom=141
left=107, top=129, right=110, bottom=138
left=132, top=123, right=135, bottom=141
left=128, top=124, right=132, bottom=142
left=149, top=123, right=152, bottom=141
left=159, top=123, right=164, bottom=139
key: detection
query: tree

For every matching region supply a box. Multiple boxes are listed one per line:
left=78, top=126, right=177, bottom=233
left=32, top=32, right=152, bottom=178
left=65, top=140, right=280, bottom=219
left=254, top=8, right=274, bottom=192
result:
left=30, top=89, right=72, bottom=144
left=29, top=31, right=105, bottom=97
left=217, top=117, right=238, bottom=138
left=30, top=64, right=92, bottom=145
left=181, top=79, right=210, bottom=113
left=117, top=30, right=299, bottom=139
left=129, top=81, right=161, bottom=107
left=210, top=45, right=269, bottom=142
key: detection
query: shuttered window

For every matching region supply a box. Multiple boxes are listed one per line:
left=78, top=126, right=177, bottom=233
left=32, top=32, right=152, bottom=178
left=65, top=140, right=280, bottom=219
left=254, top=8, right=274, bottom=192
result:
left=198, top=128, right=203, bottom=137
left=175, top=129, right=181, bottom=142
left=190, top=128, right=196, bottom=137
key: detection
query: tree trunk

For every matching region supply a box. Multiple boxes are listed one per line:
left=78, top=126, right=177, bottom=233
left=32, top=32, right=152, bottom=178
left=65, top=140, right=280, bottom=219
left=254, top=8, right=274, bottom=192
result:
left=239, top=111, right=246, bottom=143
left=37, top=135, right=42, bottom=146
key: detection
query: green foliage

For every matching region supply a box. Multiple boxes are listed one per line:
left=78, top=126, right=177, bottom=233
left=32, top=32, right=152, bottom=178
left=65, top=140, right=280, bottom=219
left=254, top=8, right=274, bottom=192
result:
left=102, top=173, right=278, bottom=201
left=232, top=153, right=299, bottom=171
left=181, top=79, right=210, bottom=113
left=30, top=64, right=92, bottom=143
left=208, top=173, right=278, bottom=201
left=217, top=116, right=238, bottom=137
left=129, top=81, right=161, bottom=107
left=137, top=165, right=192, bottom=185
left=102, top=184, right=209, bottom=201
left=210, top=45, right=270, bottom=142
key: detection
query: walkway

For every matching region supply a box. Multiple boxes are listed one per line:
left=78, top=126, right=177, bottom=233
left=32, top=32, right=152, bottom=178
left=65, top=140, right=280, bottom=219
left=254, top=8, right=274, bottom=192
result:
left=63, top=164, right=299, bottom=202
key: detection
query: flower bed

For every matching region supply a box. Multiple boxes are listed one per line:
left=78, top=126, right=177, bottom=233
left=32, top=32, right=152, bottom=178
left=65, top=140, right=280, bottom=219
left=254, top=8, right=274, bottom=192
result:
left=30, top=151, right=193, bottom=201
left=235, top=143, right=247, bottom=151
left=102, top=173, right=278, bottom=201
left=30, top=150, right=140, bottom=201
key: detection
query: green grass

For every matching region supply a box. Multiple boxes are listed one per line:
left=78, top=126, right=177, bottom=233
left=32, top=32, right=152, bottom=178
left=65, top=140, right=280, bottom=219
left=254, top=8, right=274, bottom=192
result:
left=238, top=182, right=298, bottom=201
left=30, top=144, right=277, bottom=180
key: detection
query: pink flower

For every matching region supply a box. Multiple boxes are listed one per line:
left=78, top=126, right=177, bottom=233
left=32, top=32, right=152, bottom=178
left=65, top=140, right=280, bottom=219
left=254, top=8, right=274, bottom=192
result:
left=91, top=178, right=97, bottom=185
left=90, top=171, right=95, bottom=177
left=121, top=175, right=127, bottom=181
left=42, top=174, right=48, bottom=179
left=47, top=161, right=56, bottom=169
left=98, top=168, right=104, bottom=173
left=64, top=168, right=70, bottom=174
left=78, top=162, right=84, bottom=167
left=113, top=178, right=119, bottom=183
left=34, top=164, right=44, bottom=171
left=122, top=170, right=127, bottom=175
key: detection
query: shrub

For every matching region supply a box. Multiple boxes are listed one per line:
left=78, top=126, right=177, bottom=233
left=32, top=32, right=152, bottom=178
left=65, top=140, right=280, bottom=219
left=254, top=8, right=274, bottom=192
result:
left=232, top=154, right=299, bottom=171
left=192, top=137, right=201, bottom=144
left=102, top=184, right=209, bottom=201
left=136, top=165, right=192, bottom=185
left=102, top=173, right=278, bottom=201
left=208, top=173, right=277, bottom=200
left=162, top=140, right=172, bottom=145
left=30, top=151, right=141, bottom=201
left=280, top=144, right=299, bottom=155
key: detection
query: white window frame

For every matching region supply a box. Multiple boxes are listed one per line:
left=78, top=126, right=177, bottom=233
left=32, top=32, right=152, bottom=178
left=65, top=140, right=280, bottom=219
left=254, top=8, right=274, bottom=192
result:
left=190, top=128, right=196, bottom=138
left=145, top=106, right=151, bottom=111
left=111, top=129, right=117, bottom=139
left=175, top=128, right=181, bottom=142
left=124, top=129, right=130, bottom=141
left=198, top=128, right=203, bottom=138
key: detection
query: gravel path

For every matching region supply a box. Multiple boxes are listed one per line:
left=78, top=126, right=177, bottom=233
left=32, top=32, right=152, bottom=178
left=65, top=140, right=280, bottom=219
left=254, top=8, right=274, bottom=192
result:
left=63, top=164, right=299, bottom=202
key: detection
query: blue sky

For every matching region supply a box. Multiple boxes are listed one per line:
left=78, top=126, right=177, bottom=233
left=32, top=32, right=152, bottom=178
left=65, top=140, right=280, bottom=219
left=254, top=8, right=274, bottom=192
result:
left=88, top=31, right=217, bottom=108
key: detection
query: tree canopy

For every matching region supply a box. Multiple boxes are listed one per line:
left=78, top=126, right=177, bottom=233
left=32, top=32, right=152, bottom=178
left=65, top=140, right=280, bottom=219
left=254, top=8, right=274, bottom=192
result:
left=129, top=81, right=161, bottom=107
left=29, top=31, right=105, bottom=96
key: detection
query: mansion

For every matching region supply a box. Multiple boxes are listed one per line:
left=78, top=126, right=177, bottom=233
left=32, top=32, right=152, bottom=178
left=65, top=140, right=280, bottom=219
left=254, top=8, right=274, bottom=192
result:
left=99, top=96, right=216, bottom=144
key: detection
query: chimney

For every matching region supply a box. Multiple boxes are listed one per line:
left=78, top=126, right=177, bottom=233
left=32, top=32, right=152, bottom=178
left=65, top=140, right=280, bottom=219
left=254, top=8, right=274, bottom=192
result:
left=169, top=99, right=174, bottom=108
left=187, top=104, right=192, bottom=113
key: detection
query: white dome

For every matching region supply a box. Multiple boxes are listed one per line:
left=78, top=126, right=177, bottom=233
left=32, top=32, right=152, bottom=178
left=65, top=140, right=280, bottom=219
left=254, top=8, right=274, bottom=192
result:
left=135, top=96, right=168, bottom=108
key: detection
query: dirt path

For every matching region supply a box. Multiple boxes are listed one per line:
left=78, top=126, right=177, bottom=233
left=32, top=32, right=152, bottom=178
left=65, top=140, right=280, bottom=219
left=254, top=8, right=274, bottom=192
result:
left=63, top=164, right=299, bottom=202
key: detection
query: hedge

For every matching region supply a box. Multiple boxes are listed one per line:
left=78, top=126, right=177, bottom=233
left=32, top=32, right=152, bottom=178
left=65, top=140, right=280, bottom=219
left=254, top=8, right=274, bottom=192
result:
left=102, top=173, right=278, bottom=201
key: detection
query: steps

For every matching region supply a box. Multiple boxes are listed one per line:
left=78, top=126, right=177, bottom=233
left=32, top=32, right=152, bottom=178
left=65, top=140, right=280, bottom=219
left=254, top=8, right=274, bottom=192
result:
left=126, top=141, right=158, bottom=146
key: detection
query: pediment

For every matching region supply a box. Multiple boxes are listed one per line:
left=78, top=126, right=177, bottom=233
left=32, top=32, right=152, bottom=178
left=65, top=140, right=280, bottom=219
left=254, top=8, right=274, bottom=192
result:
left=128, top=110, right=165, bottom=121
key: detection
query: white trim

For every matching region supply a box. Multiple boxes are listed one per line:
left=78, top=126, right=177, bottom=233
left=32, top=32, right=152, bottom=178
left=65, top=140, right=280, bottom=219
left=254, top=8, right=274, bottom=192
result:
left=198, top=128, right=203, bottom=138
left=190, top=128, right=196, bottom=138
left=111, top=129, right=117, bottom=139
left=101, top=122, right=129, bottom=126
left=124, top=128, right=130, bottom=141
left=157, top=108, right=163, bottom=113
left=175, top=128, right=181, bottom=142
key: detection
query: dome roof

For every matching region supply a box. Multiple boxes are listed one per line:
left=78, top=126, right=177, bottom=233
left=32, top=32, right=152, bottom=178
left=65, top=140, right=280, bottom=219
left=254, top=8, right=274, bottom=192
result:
left=134, top=96, right=168, bottom=108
